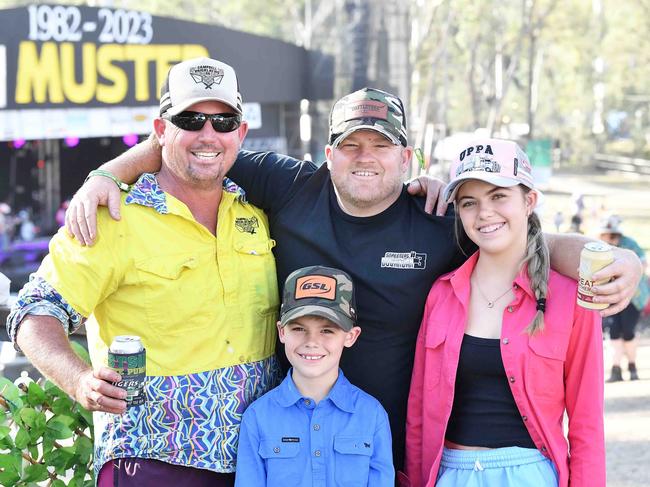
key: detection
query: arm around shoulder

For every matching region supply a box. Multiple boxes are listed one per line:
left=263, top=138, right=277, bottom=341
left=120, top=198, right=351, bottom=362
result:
left=545, top=232, right=590, bottom=279
left=65, top=134, right=162, bottom=245
left=101, top=133, right=162, bottom=182
left=228, top=150, right=314, bottom=211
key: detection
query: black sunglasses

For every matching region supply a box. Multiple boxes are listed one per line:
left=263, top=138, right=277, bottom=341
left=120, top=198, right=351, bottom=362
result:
left=164, top=111, right=242, bottom=133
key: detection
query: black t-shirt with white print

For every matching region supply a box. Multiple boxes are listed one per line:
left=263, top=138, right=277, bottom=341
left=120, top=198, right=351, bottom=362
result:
left=228, top=150, right=472, bottom=471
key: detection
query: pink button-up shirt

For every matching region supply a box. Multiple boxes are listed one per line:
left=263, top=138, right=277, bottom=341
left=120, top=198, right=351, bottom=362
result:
left=403, top=252, right=605, bottom=487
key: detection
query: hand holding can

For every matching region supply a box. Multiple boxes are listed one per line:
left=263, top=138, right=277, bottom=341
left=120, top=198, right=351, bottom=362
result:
left=74, top=367, right=127, bottom=414
left=577, top=242, right=614, bottom=310
left=108, top=336, right=146, bottom=407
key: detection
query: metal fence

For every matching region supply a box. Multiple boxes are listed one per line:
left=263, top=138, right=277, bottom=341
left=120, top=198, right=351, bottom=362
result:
left=594, top=153, right=650, bottom=175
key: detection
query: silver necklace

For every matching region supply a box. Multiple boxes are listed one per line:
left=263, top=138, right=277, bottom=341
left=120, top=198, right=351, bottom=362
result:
left=472, top=276, right=512, bottom=308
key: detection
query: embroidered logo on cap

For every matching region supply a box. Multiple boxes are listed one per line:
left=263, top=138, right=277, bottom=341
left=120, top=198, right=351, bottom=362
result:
left=295, top=276, right=337, bottom=300
left=344, top=100, right=388, bottom=122
left=190, top=65, right=224, bottom=89
left=456, top=154, right=502, bottom=177
left=458, top=144, right=494, bottom=162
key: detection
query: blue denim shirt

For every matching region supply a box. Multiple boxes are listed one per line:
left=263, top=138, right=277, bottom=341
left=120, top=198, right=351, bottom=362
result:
left=235, top=370, right=394, bottom=487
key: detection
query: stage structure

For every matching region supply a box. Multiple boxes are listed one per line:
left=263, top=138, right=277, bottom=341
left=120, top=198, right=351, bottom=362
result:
left=0, top=5, right=333, bottom=224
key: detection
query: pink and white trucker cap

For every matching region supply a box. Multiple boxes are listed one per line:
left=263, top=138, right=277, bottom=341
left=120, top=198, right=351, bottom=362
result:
left=443, top=138, right=537, bottom=203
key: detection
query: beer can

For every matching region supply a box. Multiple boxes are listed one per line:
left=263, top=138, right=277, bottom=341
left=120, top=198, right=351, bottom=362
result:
left=108, top=336, right=146, bottom=407
left=577, top=242, right=614, bottom=309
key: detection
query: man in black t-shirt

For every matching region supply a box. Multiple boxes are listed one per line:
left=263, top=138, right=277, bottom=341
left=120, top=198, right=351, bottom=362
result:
left=64, top=86, right=642, bottom=475
left=225, top=88, right=469, bottom=472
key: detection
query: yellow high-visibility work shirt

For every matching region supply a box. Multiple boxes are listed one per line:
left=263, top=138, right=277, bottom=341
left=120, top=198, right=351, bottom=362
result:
left=15, top=174, right=280, bottom=474
left=40, top=175, right=279, bottom=376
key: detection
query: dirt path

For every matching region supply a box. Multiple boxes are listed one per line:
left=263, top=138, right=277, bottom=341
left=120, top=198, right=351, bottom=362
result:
left=604, top=332, right=650, bottom=487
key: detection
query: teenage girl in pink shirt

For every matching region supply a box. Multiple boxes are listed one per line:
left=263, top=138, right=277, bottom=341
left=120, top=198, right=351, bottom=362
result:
left=403, top=138, right=605, bottom=487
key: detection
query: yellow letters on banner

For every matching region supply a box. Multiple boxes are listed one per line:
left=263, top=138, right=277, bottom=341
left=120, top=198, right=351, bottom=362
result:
left=16, top=42, right=65, bottom=103
left=61, top=43, right=97, bottom=103
left=14, top=41, right=209, bottom=105
left=123, top=45, right=157, bottom=101
left=97, top=44, right=128, bottom=104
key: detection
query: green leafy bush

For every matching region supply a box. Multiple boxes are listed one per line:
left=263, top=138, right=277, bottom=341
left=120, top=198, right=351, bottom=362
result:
left=0, top=342, right=94, bottom=486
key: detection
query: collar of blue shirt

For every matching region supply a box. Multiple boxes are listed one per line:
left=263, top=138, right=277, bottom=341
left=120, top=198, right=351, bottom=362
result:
left=274, top=369, right=356, bottom=413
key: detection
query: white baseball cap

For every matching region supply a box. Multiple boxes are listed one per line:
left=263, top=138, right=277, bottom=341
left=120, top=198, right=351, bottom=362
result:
left=159, top=57, right=242, bottom=116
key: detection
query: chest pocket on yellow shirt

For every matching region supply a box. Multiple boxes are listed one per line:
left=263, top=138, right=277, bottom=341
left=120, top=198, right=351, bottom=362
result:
left=135, top=254, right=209, bottom=335
left=527, top=331, right=570, bottom=401
left=234, top=238, right=279, bottom=316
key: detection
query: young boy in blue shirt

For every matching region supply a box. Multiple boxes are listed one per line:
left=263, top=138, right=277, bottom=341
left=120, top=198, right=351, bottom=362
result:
left=235, top=265, right=394, bottom=486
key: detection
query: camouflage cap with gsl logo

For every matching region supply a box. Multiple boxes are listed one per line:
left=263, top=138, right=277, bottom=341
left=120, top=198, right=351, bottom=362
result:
left=280, top=266, right=357, bottom=331
left=328, top=87, right=408, bottom=148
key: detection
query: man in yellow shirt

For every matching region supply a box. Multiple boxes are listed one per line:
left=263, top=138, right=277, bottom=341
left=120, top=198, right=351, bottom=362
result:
left=7, top=58, right=279, bottom=487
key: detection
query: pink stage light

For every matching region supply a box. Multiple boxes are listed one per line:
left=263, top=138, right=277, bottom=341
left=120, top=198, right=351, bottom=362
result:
left=64, top=136, right=80, bottom=148
left=123, top=134, right=139, bottom=147
left=13, top=138, right=26, bottom=149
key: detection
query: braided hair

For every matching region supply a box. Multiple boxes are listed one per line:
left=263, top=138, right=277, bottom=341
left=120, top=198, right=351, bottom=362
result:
left=520, top=188, right=550, bottom=335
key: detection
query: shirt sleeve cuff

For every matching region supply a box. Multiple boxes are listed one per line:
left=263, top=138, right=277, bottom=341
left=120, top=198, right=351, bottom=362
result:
left=6, top=276, right=84, bottom=350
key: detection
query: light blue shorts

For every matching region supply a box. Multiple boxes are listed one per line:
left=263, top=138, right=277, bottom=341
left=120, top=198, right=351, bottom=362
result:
left=436, top=446, right=558, bottom=487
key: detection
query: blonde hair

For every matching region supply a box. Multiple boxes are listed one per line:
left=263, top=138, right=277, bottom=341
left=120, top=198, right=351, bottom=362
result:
left=520, top=195, right=549, bottom=335
left=453, top=185, right=549, bottom=335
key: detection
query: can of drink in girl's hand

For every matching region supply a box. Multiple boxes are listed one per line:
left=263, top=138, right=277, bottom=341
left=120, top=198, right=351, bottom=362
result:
left=577, top=242, right=614, bottom=310
left=108, top=336, right=146, bottom=407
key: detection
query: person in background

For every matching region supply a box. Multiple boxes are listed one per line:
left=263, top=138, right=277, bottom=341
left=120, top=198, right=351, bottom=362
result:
left=18, top=210, right=36, bottom=242
left=568, top=213, right=583, bottom=234
left=600, top=215, right=649, bottom=381
left=553, top=211, right=563, bottom=233
left=405, top=139, right=604, bottom=487
left=0, top=203, right=10, bottom=251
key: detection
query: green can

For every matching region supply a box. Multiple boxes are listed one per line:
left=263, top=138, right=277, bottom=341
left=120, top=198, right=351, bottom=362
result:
left=108, top=335, right=146, bottom=407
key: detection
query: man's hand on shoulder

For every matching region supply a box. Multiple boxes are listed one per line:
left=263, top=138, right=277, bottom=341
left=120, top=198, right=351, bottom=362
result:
left=65, top=175, right=122, bottom=246
left=406, top=175, right=448, bottom=216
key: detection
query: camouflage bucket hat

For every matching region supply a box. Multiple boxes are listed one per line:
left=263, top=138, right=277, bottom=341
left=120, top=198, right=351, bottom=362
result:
left=280, top=266, right=357, bottom=331
left=329, top=87, right=408, bottom=148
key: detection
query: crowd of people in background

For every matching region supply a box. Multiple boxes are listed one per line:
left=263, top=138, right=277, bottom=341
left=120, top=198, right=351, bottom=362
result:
left=0, top=199, right=72, bottom=253
left=0, top=203, right=40, bottom=250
